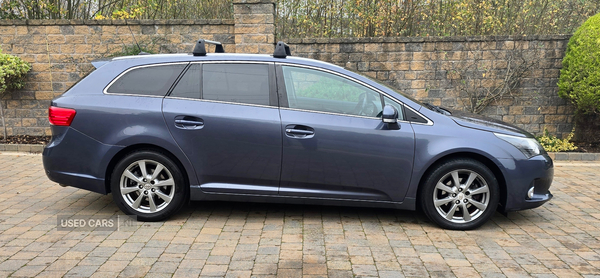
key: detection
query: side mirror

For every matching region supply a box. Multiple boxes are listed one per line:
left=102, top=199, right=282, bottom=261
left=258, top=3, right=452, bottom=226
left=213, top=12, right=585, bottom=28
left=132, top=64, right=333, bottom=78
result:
left=382, top=105, right=398, bottom=124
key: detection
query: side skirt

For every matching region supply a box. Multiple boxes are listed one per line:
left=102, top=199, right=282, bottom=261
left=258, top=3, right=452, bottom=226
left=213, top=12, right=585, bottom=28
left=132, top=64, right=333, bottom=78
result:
left=189, top=186, right=417, bottom=210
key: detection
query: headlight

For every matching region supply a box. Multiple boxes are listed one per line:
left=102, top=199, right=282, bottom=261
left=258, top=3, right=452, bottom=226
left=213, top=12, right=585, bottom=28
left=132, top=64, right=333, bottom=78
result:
left=494, top=133, right=544, bottom=159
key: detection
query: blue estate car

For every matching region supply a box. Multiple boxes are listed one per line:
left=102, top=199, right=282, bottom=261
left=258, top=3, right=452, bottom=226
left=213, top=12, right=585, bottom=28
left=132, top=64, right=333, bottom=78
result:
left=43, top=40, right=553, bottom=230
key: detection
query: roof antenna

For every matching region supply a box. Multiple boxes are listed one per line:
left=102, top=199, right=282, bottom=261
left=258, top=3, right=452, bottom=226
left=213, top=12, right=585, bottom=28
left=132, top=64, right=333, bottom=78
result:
left=125, top=19, right=149, bottom=55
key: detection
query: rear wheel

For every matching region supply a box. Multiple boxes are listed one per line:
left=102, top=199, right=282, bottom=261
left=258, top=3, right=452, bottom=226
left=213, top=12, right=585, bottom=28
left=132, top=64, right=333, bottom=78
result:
left=111, top=151, right=187, bottom=221
left=420, top=158, right=499, bottom=230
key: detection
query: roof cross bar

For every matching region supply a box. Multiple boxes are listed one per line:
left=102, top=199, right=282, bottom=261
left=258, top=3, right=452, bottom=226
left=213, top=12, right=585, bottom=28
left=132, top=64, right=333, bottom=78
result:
left=273, top=41, right=291, bottom=58
left=192, top=39, right=225, bottom=56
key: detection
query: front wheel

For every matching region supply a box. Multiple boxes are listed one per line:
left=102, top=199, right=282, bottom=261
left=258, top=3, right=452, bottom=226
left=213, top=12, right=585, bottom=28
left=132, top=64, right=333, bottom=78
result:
left=111, top=151, right=188, bottom=221
left=420, top=159, right=499, bottom=230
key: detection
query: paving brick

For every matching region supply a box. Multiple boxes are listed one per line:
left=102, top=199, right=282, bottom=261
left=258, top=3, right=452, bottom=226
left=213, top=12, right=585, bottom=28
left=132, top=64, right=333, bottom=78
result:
left=1, top=154, right=600, bottom=277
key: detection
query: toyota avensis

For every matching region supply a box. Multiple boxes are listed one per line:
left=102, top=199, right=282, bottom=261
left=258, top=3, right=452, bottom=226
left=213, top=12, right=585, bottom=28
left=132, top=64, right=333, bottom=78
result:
left=43, top=40, right=553, bottom=230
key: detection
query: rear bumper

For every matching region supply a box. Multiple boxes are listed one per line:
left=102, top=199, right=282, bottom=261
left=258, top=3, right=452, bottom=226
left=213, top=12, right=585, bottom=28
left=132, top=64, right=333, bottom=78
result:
left=500, top=153, right=554, bottom=212
left=43, top=126, right=123, bottom=194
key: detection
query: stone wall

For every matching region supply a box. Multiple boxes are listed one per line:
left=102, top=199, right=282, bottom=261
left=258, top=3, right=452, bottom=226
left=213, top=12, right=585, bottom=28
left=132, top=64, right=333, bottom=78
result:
left=233, top=0, right=276, bottom=54
left=0, top=19, right=234, bottom=136
left=287, top=36, right=575, bottom=138
left=0, top=0, right=575, bottom=138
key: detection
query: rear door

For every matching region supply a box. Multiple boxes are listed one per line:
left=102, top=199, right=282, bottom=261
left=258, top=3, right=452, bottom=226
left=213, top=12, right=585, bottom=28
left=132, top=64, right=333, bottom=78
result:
left=162, top=62, right=282, bottom=195
left=277, top=65, right=415, bottom=202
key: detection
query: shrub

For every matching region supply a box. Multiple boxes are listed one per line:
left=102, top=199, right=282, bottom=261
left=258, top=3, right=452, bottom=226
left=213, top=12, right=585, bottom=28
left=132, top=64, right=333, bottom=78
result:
left=0, top=49, right=30, bottom=94
left=537, top=128, right=577, bottom=152
left=0, top=48, right=31, bottom=140
left=558, top=13, right=600, bottom=115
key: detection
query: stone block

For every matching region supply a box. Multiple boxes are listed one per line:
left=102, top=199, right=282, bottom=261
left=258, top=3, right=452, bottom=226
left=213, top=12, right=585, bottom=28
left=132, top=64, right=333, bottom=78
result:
left=235, top=44, right=259, bottom=54
left=410, top=61, right=425, bottom=71
left=364, top=43, right=382, bottom=52
left=405, top=43, right=423, bottom=52
left=65, top=35, right=85, bottom=44
left=382, top=43, right=405, bottom=52
left=241, top=34, right=268, bottom=44
left=369, top=62, right=391, bottom=71
left=392, top=62, right=409, bottom=71
left=413, top=52, right=430, bottom=61
left=46, top=35, right=66, bottom=44
left=15, top=26, right=27, bottom=35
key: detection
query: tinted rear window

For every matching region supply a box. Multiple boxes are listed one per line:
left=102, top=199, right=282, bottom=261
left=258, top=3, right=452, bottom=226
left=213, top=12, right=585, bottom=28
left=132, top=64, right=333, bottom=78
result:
left=107, top=64, right=186, bottom=96
left=202, top=64, right=270, bottom=106
left=170, top=64, right=201, bottom=99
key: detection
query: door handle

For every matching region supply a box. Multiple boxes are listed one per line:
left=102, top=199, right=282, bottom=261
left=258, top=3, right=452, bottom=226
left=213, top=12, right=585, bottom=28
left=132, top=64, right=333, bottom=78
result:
left=174, top=116, right=204, bottom=130
left=285, top=125, right=314, bottom=138
left=286, top=129, right=314, bottom=135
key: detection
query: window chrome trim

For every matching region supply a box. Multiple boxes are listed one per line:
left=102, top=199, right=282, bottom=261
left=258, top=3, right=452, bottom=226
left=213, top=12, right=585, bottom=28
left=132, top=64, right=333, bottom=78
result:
left=165, top=96, right=277, bottom=109
left=280, top=107, right=412, bottom=123
left=275, top=62, right=433, bottom=126
left=103, top=62, right=189, bottom=96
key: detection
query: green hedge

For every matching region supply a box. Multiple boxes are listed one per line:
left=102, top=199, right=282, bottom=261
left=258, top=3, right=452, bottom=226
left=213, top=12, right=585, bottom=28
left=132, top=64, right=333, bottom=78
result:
left=558, top=13, right=600, bottom=115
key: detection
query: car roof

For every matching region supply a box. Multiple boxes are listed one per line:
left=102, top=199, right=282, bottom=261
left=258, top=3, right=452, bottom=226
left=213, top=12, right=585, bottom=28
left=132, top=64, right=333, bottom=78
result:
left=105, top=53, right=345, bottom=72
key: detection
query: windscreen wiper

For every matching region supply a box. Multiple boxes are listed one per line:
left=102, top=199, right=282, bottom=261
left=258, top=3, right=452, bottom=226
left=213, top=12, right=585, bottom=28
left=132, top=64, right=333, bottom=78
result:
left=424, top=103, right=451, bottom=115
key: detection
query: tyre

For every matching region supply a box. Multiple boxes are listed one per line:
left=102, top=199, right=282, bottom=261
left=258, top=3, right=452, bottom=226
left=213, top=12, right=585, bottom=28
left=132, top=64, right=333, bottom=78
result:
left=111, top=150, right=188, bottom=221
left=420, top=158, right=499, bottom=230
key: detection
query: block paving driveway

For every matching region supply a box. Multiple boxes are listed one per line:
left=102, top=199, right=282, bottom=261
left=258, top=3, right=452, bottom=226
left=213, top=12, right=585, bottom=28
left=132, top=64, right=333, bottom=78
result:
left=0, top=153, right=600, bottom=278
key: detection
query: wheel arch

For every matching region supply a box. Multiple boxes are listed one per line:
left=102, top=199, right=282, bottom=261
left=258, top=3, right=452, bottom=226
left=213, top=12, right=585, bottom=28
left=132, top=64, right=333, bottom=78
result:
left=104, top=144, right=191, bottom=194
left=415, top=152, right=507, bottom=211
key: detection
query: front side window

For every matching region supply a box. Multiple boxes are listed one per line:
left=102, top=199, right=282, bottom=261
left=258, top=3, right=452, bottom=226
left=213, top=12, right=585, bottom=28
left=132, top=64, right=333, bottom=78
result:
left=202, top=64, right=270, bottom=106
left=107, top=64, right=186, bottom=96
left=281, top=66, right=382, bottom=117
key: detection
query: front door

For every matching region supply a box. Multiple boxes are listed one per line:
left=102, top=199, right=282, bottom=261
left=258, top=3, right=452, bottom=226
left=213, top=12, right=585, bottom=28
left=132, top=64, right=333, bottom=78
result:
left=162, top=62, right=282, bottom=195
left=277, top=65, right=415, bottom=202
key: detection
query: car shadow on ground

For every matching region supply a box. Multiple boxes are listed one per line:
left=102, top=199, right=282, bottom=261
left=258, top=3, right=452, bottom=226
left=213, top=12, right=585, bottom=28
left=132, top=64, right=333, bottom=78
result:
left=177, top=200, right=517, bottom=230
left=87, top=192, right=528, bottom=231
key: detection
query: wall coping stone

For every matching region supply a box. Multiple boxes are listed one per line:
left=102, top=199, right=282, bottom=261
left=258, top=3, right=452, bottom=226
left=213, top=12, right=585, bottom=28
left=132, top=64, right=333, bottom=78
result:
left=0, top=19, right=234, bottom=26
left=286, top=35, right=572, bottom=44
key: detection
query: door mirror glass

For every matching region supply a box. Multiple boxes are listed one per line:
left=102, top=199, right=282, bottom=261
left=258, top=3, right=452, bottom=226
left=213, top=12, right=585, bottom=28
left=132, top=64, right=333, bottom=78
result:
left=382, top=105, right=398, bottom=124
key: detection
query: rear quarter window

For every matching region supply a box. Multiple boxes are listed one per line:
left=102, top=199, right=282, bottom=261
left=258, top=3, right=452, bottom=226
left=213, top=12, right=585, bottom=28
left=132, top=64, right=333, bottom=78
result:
left=106, top=64, right=187, bottom=96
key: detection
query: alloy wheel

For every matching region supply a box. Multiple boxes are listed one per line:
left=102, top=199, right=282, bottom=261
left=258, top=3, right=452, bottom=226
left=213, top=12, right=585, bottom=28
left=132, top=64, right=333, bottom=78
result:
left=119, top=159, right=175, bottom=213
left=433, top=169, right=490, bottom=224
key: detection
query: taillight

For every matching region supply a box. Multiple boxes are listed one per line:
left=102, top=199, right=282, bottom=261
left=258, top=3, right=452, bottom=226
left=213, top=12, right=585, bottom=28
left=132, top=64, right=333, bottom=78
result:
left=48, top=106, right=77, bottom=126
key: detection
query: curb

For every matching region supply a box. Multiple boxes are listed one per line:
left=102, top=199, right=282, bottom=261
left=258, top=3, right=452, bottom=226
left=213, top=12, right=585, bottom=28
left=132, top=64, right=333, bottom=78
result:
left=547, top=152, right=600, bottom=161
left=0, top=144, right=45, bottom=153
left=1, top=144, right=599, bottom=161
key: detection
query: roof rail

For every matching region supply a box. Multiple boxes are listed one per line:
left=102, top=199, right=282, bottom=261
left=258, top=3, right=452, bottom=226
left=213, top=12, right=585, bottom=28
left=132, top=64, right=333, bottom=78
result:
left=273, top=41, right=291, bottom=58
left=192, top=39, right=225, bottom=56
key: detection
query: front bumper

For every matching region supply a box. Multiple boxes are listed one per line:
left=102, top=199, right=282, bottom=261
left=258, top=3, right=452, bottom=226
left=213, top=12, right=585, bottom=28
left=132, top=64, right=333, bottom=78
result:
left=43, top=126, right=123, bottom=194
left=499, top=153, right=554, bottom=212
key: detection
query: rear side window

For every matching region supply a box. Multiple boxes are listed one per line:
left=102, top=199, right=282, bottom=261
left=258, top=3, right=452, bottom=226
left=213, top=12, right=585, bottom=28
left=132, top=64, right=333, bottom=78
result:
left=170, top=64, right=201, bottom=99
left=202, top=64, right=270, bottom=106
left=107, top=64, right=186, bottom=96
